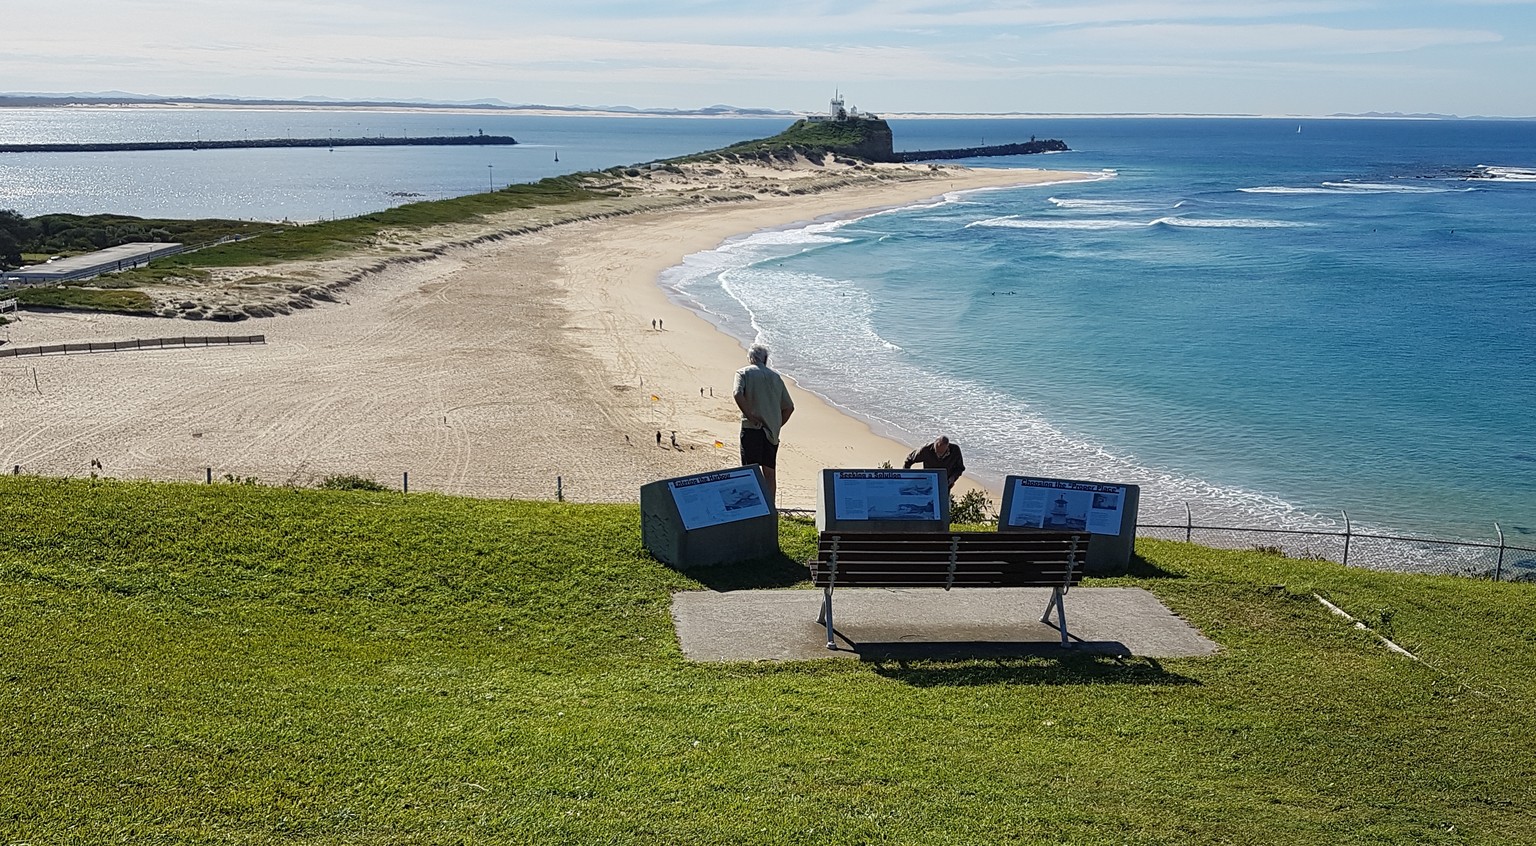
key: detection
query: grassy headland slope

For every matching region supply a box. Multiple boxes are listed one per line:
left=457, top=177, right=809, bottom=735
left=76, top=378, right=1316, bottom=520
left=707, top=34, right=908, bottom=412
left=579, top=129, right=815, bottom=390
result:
left=691, top=117, right=897, bottom=163
left=2, top=477, right=1532, bottom=844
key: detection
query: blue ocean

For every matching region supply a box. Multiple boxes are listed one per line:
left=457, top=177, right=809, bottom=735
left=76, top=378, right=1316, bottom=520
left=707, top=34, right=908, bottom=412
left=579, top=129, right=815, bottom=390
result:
left=663, top=118, right=1536, bottom=543
left=3, top=110, right=1533, bottom=541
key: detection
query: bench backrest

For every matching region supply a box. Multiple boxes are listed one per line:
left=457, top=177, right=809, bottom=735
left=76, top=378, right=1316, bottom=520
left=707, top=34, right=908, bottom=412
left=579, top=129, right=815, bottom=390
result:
left=808, top=531, right=1087, bottom=589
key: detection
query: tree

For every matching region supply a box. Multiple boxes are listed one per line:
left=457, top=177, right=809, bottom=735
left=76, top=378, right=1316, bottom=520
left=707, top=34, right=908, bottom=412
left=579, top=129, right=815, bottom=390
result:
left=0, top=209, right=32, bottom=269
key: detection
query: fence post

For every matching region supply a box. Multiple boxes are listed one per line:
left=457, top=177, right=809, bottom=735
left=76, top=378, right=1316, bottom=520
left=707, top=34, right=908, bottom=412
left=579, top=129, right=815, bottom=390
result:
left=1184, top=501, right=1192, bottom=543
left=557, top=476, right=564, bottom=502
left=1495, top=522, right=1505, bottom=582
left=1342, top=510, right=1351, bottom=568
left=403, top=471, right=409, bottom=494
left=205, top=467, right=212, bottom=484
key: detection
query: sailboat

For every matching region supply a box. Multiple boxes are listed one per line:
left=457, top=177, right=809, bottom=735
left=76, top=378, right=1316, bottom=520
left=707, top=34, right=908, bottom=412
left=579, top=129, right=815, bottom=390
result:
left=1297, top=125, right=1303, bottom=133
left=554, top=150, right=559, bottom=162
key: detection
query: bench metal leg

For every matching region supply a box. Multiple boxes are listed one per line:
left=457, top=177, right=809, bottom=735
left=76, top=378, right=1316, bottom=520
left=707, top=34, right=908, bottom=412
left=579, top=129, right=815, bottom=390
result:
left=1039, top=587, right=1069, bottom=646
left=819, top=585, right=836, bottom=649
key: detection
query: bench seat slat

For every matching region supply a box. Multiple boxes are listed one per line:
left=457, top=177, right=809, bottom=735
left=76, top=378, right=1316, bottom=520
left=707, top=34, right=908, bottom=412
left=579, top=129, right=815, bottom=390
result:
left=807, top=529, right=1088, bottom=648
left=809, top=531, right=1087, bottom=590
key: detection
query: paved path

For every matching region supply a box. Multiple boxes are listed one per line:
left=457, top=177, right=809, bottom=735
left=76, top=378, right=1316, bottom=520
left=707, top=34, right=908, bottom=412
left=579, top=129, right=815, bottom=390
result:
left=671, top=587, right=1219, bottom=662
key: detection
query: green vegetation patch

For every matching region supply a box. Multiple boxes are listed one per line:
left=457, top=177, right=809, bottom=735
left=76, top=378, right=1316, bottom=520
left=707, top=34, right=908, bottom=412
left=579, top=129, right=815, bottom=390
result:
left=678, top=118, right=888, bottom=163
left=148, top=174, right=606, bottom=271
left=3, top=173, right=611, bottom=290
left=13, top=286, right=155, bottom=313
left=2, top=477, right=1533, bottom=844
left=25, top=212, right=273, bottom=253
left=317, top=473, right=393, bottom=492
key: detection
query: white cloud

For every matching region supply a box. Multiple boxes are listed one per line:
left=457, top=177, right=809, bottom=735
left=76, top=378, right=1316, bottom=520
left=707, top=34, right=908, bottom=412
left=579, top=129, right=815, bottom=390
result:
left=3, top=0, right=1533, bottom=113
left=1038, top=23, right=1504, bottom=54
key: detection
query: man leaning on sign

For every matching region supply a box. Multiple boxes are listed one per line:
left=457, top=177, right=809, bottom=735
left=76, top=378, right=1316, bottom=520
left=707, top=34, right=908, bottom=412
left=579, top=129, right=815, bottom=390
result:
left=903, top=435, right=965, bottom=491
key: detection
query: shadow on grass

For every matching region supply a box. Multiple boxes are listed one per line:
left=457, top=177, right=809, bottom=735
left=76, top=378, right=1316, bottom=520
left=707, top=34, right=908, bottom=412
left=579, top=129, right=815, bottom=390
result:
left=681, top=551, right=810, bottom=592
left=1125, top=553, right=1184, bottom=579
left=868, top=652, right=1199, bottom=688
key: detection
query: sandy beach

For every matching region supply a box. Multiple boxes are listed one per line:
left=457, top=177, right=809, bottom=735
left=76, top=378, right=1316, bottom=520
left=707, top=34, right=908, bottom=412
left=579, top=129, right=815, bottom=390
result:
left=1, top=161, right=1089, bottom=509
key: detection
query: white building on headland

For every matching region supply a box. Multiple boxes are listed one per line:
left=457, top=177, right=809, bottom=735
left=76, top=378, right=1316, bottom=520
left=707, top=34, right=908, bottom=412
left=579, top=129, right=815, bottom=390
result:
left=807, top=91, right=878, bottom=122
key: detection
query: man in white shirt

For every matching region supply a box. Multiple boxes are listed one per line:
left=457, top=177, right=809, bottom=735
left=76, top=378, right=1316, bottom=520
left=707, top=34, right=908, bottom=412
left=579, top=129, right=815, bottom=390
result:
left=733, top=343, right=795, bottom=507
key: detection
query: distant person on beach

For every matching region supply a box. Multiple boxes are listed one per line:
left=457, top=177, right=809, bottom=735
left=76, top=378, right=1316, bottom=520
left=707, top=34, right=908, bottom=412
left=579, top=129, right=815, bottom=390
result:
left=734, top=343, right=794, bottom=507
left=903, top=435, right=966, bottom=491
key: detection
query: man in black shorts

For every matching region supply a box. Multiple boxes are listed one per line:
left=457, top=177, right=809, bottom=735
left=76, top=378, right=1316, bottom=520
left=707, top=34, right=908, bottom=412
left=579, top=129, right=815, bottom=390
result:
left=733, top=343, right=795, bottom=507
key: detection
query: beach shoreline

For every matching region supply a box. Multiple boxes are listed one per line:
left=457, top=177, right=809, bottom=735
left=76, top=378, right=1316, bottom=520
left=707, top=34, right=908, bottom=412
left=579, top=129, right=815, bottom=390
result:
left=1, top=162, right=1091, bottom=509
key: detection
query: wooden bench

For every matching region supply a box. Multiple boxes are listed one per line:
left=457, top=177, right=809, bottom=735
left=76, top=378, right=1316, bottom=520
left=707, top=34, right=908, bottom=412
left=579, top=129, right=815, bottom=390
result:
left=806, top=531, right=1089, bottom=649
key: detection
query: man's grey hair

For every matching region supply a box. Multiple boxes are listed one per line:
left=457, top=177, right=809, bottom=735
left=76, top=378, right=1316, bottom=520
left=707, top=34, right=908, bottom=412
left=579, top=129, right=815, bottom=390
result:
left=748, top=344, right=770, bottom=365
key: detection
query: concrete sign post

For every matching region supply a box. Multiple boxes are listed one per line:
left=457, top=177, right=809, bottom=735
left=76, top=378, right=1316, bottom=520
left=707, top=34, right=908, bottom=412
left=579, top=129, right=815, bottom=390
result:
left=998, top=476, right=1140, bottom=576
left=640, top=466, right=778, bottom=569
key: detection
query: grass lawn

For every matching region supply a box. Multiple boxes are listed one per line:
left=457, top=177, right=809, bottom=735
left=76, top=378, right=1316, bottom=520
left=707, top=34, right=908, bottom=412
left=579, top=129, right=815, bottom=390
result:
left=2, top=477, right=1533, bottom=844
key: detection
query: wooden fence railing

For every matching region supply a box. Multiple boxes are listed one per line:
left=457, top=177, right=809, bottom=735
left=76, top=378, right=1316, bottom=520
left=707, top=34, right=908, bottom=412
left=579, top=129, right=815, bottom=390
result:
left=0, top=334, right=266, bottom=358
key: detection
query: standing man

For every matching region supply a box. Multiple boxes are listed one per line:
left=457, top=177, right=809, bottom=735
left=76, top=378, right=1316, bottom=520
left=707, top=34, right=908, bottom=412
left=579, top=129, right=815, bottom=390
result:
left=734, top=343, right=794, bottom=507
left=904, top=435, right=965, bottom=491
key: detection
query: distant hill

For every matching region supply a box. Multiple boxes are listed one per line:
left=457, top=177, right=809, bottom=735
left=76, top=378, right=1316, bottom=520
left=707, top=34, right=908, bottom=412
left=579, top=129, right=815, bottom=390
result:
left=687, top=117, right=1067, bottom=165
left=690, top=116, right=899, bottom=162
left=0, top=91, right=796, bottom=117
left=1329, top=111, right=1536, bottom=121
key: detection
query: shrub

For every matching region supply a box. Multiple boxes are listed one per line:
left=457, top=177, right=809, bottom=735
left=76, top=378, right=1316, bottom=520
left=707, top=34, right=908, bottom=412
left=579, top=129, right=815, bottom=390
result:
left=318, top=474, right=390, bottom=492
left=950, top=489, right=995, bottom=525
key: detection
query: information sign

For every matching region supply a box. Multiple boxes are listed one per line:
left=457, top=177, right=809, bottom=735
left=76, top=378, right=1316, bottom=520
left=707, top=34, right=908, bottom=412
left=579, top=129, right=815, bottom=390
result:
left=1004, top=476, right=1128, bottom=536
left=829, top=470, right=942, bottom=521
left=668, top=467, right=771, bottom=531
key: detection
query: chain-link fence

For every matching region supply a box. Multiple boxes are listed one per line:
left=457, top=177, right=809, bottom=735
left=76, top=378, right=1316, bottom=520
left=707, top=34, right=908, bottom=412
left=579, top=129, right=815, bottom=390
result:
left=780, top=506, right=1536, bottom=583
left=1135, top=516, right=1535, bottom=582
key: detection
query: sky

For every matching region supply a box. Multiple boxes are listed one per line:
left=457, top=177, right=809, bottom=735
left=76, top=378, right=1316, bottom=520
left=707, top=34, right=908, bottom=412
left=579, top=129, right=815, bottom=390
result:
left=6, top=1, right=1536, bottom=116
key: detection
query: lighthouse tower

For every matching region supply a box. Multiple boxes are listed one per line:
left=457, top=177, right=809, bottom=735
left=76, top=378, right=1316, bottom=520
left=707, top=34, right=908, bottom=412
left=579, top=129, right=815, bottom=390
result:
left=828, top=90, right=848, bottom=121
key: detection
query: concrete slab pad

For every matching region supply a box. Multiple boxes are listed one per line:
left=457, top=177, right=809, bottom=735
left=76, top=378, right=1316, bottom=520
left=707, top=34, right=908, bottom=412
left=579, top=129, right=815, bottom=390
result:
left=670, top=587, right=1219, bottom=663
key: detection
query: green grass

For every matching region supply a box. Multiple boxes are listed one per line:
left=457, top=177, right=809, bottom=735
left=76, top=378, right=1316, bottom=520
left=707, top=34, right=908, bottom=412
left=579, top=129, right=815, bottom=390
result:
left=23, top=213, right=273, bottom=254
left=12, top=286, right=156, bottom=313
left=678, top=118, right=887, bottom=163
left=2, top=477, right=1533, bottom=844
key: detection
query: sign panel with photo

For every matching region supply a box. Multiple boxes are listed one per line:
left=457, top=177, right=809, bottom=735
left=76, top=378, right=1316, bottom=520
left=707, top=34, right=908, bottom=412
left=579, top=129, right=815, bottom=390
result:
left=830, top=470, right=942, bottom=521
left=1005, top=476, right=1128, bottom=536
left=668, top=468, right=771, bottom=530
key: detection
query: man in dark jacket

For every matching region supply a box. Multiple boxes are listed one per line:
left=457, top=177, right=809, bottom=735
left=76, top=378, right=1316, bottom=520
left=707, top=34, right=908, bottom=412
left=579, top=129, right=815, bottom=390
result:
left=903, top=435, right=965, bottom=491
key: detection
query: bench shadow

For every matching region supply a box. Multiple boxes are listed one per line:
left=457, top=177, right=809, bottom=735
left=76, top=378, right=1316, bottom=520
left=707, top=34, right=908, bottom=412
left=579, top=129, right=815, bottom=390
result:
left=681, top=551, right=810, bottom=592
left=863, top=649, right=1199, bottom=687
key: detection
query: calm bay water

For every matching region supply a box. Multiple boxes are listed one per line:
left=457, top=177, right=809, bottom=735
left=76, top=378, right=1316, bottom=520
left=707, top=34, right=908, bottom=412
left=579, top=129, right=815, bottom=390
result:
left=0, top=107, right=793, bottom=220
left=3, top=108, right=1533, bottom=541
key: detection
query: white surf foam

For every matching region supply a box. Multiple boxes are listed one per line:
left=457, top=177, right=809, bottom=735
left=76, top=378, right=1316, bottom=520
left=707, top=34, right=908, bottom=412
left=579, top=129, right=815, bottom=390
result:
left=1154, top=216, right=1311, bottom=229
left=1473, top=165, right=1536, bottom=182
left=970, top=215, right=1308, bottom=231
left=1047, top=197, right=1160, bottom=213
left=1242, top=182, right=1460, bottom=195
left=969, top=217, right=1145, bottom=231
